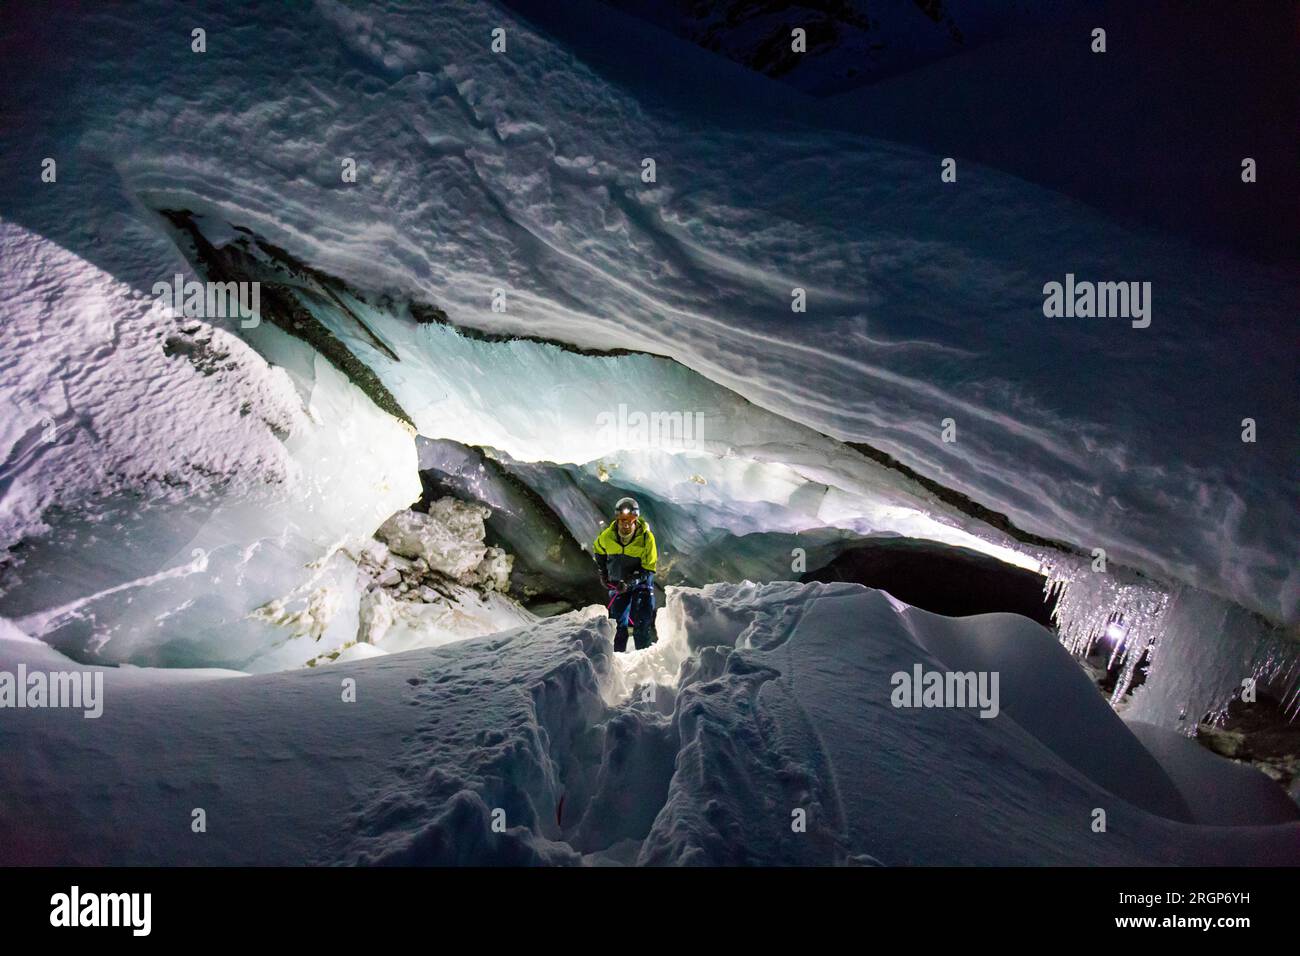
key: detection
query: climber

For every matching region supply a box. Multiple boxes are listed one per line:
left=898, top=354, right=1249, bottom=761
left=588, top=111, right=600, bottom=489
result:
left=592, top=496, right=658, bottom=652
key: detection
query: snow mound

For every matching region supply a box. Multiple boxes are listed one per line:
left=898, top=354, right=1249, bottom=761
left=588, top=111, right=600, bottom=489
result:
left=639, top=582, right=1298, bottom=864
left=0, top=220, right=302, bottom=549
left=3, top=583, right=1295, bottom=865
left=1124, top=721, right=1300, bottom=827
left=0, top=222, right=421, bottom=670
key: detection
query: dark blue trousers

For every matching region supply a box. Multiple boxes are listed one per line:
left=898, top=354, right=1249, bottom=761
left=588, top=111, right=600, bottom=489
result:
left=608, top=578, right=656, bottom=651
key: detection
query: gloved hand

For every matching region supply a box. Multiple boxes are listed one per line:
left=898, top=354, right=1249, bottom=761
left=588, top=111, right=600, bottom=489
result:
left=612, top=579, right=628, bottom=594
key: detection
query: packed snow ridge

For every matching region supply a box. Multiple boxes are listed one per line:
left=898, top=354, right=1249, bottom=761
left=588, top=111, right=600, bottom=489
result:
left=2, top=582, right=1296, bottom=866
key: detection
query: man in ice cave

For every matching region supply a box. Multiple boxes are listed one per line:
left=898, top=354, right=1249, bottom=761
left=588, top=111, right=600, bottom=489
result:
left=593, top=496, right=658, bottom=652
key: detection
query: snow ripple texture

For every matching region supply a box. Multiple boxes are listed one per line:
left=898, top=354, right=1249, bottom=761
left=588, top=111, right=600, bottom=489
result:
left=0, top=0, right=1294, bottom=626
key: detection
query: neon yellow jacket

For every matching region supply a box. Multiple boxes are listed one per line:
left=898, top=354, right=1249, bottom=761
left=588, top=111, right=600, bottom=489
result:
left=593, top=517, right=657, bottom=581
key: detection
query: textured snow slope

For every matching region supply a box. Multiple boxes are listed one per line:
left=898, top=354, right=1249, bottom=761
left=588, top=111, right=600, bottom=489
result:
left=0, top=220, right=301, bottom=549
left=1125, top=721, right=1300, bottom=827
left=0, top=219, right=420, bottom=668
left=1, top=0, right=1294, bottom=624
left=2, top=582, right=1294, bottom=866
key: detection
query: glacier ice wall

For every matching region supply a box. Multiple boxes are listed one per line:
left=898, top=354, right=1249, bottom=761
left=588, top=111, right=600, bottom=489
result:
left=1124, top=587, right=1300, bottom=731
left=0, top=0, right=1292, bottom=625
left=1043, top=553, right=1300, bottom=731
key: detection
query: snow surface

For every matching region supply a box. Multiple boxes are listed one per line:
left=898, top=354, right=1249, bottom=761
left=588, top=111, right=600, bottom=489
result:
left=0, top=220, right=301, bottom=549
left=0, top=218, right=420, bottom=669
left=1, top=581, right=1295, bottom=866
left=0, top=0, right=1296, bottom=867
left=0, top=0, right=1294, bottom=627
left=1124, top=721, right=1300, bottom=827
